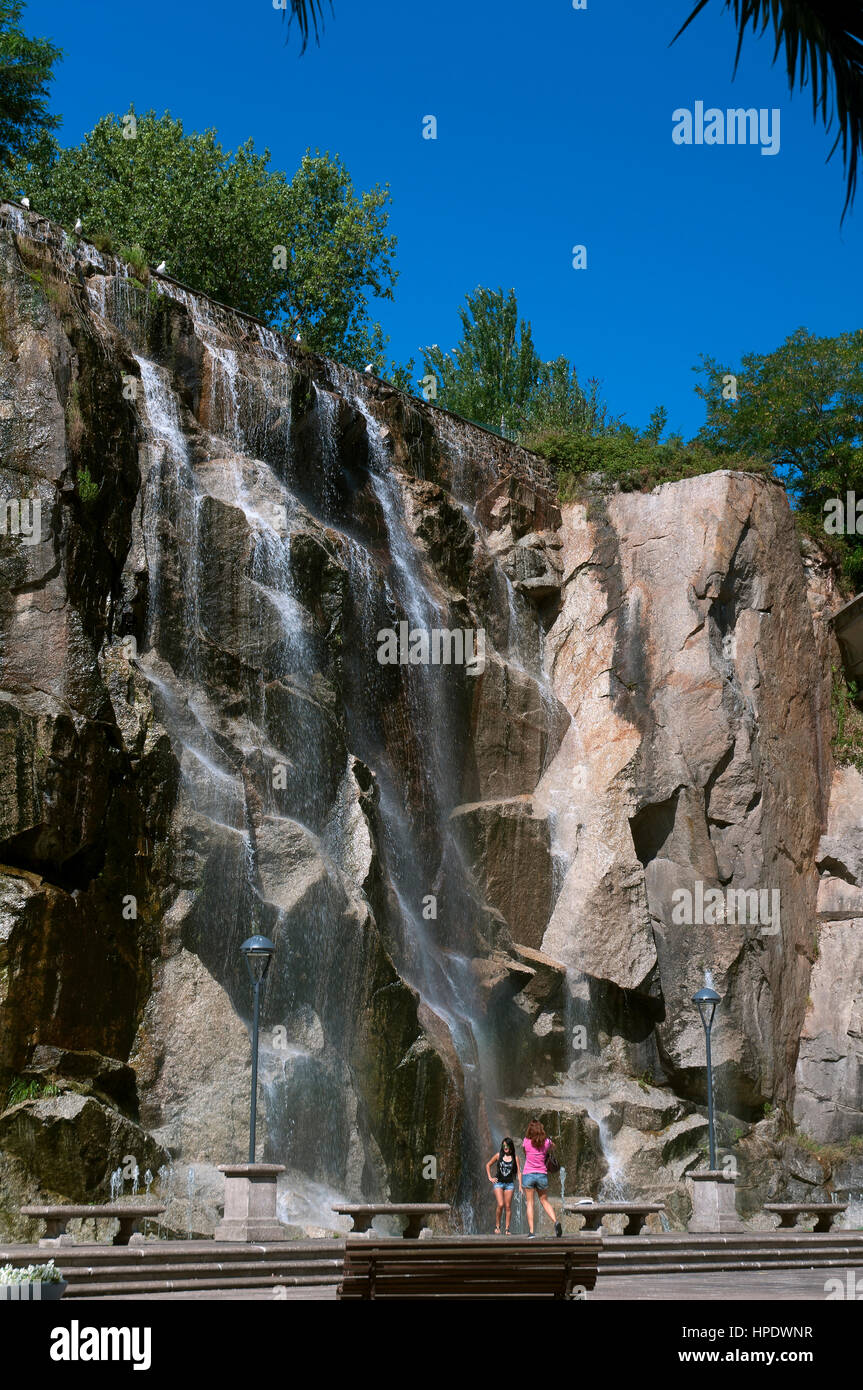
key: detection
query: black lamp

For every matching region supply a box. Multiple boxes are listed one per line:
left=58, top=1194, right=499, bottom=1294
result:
left=241, top=935, right=275, bottom=1163
left=693, top=985, right=721, bottom=1169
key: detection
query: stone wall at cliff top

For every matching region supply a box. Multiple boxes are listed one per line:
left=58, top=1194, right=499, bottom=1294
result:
left=0, top=201, right=859, bottom=1239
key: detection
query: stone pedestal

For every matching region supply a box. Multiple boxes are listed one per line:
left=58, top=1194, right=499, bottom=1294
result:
left=688, top=1169, right=745, bottom=1233
left=215, top=1164, right=288, bottom=1242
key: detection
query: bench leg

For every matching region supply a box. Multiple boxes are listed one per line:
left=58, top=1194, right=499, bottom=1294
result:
left=813, top=1214, right=834, bottom=1233
left=776, top=1214, right=798, bottom=1230
left=349, top=1215, right=374, bottom=1235
left=402, top=1216, right=425, bottom=1240
left=38, top=1218, right=73, bottom=1249
left=581, top=1215, right=602, bottom=1232
left=114, top=1217, right=137, bottom=1246
left=624, top=1213, right=647, bottom=1235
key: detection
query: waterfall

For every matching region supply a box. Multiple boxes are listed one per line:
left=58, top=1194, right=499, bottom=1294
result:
left=330, top=387, right=500, bottom=1225
left=207, top=344, right=246, bottom=449
left=86, top=259, right=566, bottom=1230
left=136, top=354, right=202, bottom=670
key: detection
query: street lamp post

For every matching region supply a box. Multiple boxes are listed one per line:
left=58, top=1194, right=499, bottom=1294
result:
left=241, top=935, right=275, bottom=1165
left=692, top=985, right=721, bottom=1169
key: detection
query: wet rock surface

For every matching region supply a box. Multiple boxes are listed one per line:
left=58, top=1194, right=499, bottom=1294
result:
left=0, top=203, right=859, bottom=1235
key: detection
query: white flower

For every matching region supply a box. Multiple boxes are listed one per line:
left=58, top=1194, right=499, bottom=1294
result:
left=0, top=1258, right=62, bottom=1284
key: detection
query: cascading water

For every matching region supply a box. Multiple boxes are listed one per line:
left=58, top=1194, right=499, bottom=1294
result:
left=326, top=382, right=504, bottom=1225
left=85, top=258, right=565, bottom=1230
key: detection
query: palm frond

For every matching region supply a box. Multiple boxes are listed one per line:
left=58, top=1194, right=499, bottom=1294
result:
left=281, top=0, right=332, bottom=53
left=672, top=2, right=863, bottom=221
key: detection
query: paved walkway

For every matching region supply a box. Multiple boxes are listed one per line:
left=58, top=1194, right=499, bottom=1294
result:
left=103, top=1269, right=841, bottom=1300
left=592, top=1270, right=839, bottom=1301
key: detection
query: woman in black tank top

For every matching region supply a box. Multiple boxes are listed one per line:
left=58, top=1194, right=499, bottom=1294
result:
left=485, top=1136, right=522, bottom=1234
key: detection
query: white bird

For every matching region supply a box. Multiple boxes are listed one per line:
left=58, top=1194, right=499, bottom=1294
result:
left=364, top=363, right=373, bottom=373
left=295, top=333, right=301, bottom=343
left=21, top=196, right=30, bottom=210
left=155, top=260, right=167, bottom=274
left=74, top=218, right=83, bottom=235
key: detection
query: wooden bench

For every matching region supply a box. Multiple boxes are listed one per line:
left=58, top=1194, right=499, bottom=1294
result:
left=20, top=1204, right=165, bottom=1247
left=332, top=1203, right=451, bottom=1238
left=338, top=1235, right=602, bottom=1299
left=564, top=1202, right=665, bottom=1234
left=764, top=1203, right=848, bottom=1233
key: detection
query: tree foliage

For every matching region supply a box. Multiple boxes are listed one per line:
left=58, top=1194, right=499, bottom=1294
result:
left=422, top=287, right=542, bottom=435
left=278, top=0, right=332, bottom=52
left=0, top=0, right=61, bottom=170
left=420, top=286, right=612, bottom=438
left=2, top=111, right=398, bottom=368
left=695, top=326, right=863, bottom=582
left=526, top=424, right=772, bottom=498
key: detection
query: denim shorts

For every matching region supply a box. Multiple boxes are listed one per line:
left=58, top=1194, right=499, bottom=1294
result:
left=494, top=1181, right=515, bottom=1192
left=522, top=1173, right=548, bottom=1190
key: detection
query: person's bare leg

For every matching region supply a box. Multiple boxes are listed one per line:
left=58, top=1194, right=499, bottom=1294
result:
left=504, top=1189, right=513, bottom=1232
left=525, top=1188, right=535, bottom=1234
left=494, top=1187, right=504, bottom=1232
left=539, top=1191, right=557, bottom=1228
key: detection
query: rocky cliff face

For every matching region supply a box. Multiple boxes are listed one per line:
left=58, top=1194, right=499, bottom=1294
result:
left=0, top=202, right=860, bottom=1239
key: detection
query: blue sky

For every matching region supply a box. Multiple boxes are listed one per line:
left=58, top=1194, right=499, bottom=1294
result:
left=28, top=0, right=862, bottom=437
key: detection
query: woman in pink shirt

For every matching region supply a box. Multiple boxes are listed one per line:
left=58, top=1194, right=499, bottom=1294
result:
left=522, top=1118, right=562, bottom=1238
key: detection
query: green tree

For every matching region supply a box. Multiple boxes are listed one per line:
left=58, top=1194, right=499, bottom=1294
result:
left=525, top=356, right=620, bottom=437
left=3, top=111, right=397, bottom=369
left=695, top=327, right=863, bottom=581
left=673, top=2, right=863, bottom=219
left=419, top=286, right=616, bottom=439
left=276, top=149, right=397, bottom=362
left=0, top=0, right=61, bottom=170
left=385, top=358, right=417, bottom=392
left=422, top=287, right=542, bottom=435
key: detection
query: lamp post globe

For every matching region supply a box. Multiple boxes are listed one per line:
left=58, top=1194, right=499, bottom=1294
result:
left=241, top=934, right=275, bottom=982
left=241, top=936, right=275, bottom=1164
left=692, top=985, right=721, bottom=1169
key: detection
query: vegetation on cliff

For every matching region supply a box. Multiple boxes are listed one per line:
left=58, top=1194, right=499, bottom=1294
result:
left=695, top=329, right=863, bottom=588
left=422, top=289, right=862, bottom=591
left=524, top=426, right=772, bottom=498
left=2, top=0, right=859, bottom=586
left=2, top=111, right=399, bottom=371
left=831, top=666, right=863, bottom=771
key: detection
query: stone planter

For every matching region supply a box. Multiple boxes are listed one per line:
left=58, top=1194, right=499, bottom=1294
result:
left=0, top=1280, right=67, bottom=1301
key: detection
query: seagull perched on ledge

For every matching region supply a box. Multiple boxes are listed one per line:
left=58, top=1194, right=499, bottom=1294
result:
left=20, top=196, right=30, bottom=210
left=155, top=260, right=167, bottom=274
left=74, top=217, right=83, bottom=235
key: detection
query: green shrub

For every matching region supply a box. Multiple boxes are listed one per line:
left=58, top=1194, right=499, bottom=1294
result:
left=523, top=425, right=774, bottom=497
left=118, top=244, right=150, bottom=283
left=795, top=1131, right=863, bottom=1166
left=89, top=231, right=116, bottom=255
left=831, top=665, right=863, bottom=772
left=76, top=468, right=100, bottom=503
left=5, top=1077, right=60, bottom=1108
